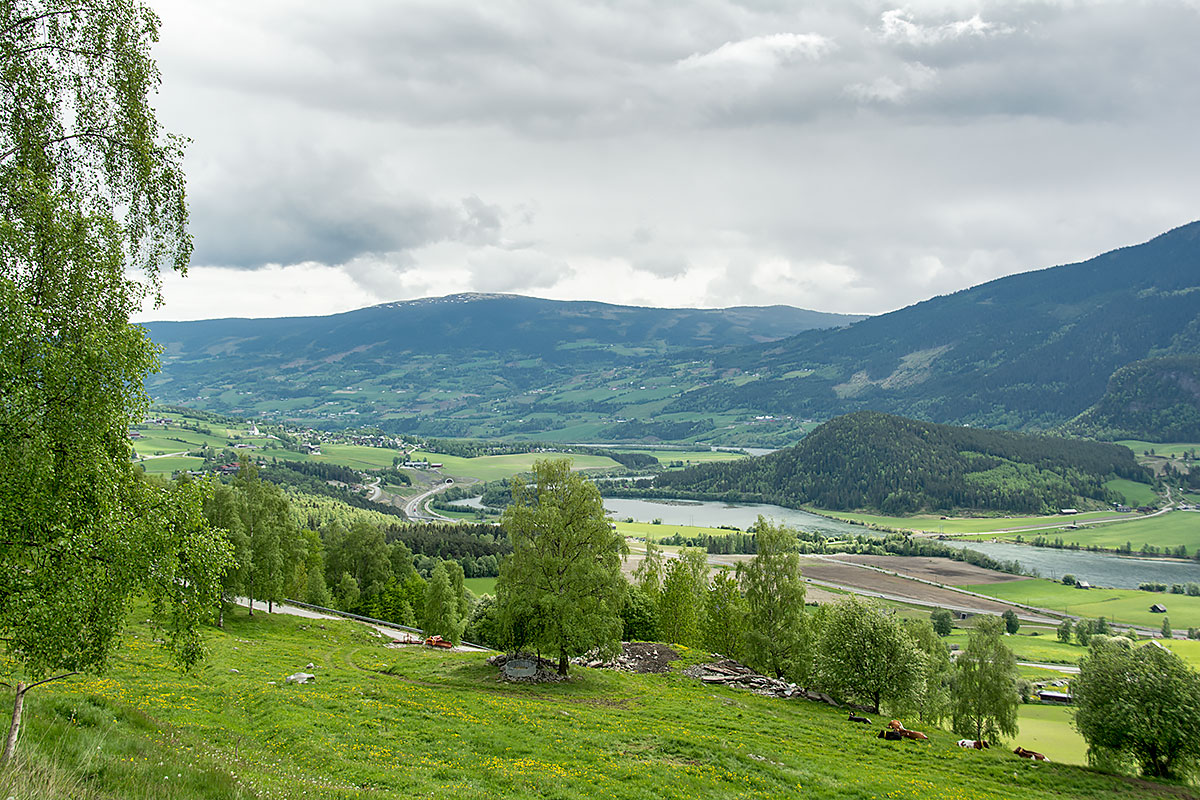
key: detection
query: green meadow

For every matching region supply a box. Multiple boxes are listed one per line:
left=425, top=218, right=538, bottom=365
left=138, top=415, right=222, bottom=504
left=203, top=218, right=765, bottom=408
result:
left=410, top=451, right=621, bottom=481
left=815, top=510, right=1124, bottom=536
left=961, top=578, right=1200, bottom=629
left=1102, top=478, right=1160, bottom=507
left=1116, top=441, right=1200, bottom=458
left=1032, top=512, right=1200, bottom=552
left=2, top=608, right=1173, bottom=800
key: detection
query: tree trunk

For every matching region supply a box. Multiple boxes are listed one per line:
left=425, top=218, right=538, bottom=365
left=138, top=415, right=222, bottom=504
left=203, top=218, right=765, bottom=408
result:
left=558, top=652, right=569, bottom=676
left=216, top=602, right=224, bottom=629
left=1, top=682, right=26, bottom=769
left=268, top=599, right=273, bottom=614
left=247, top=591, right=254, bottom=617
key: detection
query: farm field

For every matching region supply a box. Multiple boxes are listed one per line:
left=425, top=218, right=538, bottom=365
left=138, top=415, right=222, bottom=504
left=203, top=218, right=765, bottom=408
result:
left=1116, top=440, right=1200, bottom=458
left=960, top=578, right=1200, bottom=629
left=620, top=448, right=750, bottom=467
left=134, top=455, right=205, bottom=475
left=817, top=510, right=1127, bottom=535
left=5, top=608, right=1165, bottom=800
left=943, top=629, right=1085, bottom=666
left=1102, top=478, right=1160, bottom=507
left=829, top=554, right=1027, bottom=586
left=463, top=577, right=498, bottom=597
left=612, top=520, right=738, bottom=542
left=410, top=450, right=621, bottom=481
left=1028, top=511, right=1200, bottom=552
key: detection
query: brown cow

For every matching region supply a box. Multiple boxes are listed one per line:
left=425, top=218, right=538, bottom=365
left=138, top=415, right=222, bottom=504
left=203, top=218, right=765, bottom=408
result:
left=899, top=729, right=929, bottom=741
left=1014, top=746, right=1049, bottom=762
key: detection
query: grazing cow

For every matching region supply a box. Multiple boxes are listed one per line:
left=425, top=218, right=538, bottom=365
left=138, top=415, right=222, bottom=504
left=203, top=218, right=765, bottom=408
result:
left=848, top=715, right=871, bottom=724
left=1014, top=746, right=1049, bottom=762
left=888, top=719, right=904, bottom=732
left=958, top=739, right=989, bottom=749
left=877, top=729, right=903, bottom=741
left=899, top=729, right=929, bottom=741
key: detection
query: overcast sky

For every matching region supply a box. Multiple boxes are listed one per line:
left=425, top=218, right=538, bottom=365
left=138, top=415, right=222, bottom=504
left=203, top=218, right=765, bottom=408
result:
left=137, top=0, right=1200, bottom=321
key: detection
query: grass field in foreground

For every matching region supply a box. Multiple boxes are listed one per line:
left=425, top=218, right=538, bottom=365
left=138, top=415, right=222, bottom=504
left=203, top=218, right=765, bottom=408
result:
left=3, top=608, right=1175, bottom=800
left=410, top=451, right=621, bottom=481
left=961, top=578, right=1200, bottom=629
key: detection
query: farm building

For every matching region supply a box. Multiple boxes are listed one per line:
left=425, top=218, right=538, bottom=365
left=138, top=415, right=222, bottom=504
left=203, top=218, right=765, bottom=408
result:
left=1151, top=603, right=1168, bottom=613
left=1037, top=690, right=1072, bottom=704
left=1075, top=580, right=1091, bottom=589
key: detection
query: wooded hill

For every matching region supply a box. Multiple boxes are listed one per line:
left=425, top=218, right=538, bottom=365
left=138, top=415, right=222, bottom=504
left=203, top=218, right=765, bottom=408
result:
left=647, top=412, right=1151, bottom=515
left=1066, top=355, right=1200, bottom=442
left=666, top=221, right=1200, bottom=433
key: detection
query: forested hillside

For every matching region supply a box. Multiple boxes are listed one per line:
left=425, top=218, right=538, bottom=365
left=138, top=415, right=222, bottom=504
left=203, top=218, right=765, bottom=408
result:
left=646, top=412, right=1150, bottom=514
left=666, top=222, right=1200, bottom=431
left=1066, top=355, right=1200, bottom=442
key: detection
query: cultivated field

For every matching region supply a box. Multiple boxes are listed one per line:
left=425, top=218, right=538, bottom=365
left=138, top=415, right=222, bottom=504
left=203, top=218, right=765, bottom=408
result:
left=819, top=510, right=1128, bottom=535
left=831, top=554, right=1028, bottom=586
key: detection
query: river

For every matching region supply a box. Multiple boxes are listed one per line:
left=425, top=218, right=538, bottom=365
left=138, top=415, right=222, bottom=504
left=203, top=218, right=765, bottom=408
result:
left=457, top=492, right=1200, bottom=589
left=601, top=497, right=1200, bottom=589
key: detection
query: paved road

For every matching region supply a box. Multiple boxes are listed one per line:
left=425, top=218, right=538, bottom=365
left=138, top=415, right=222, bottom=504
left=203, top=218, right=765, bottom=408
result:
left=238, top=598, right=488, bottom=652
left=403, top=477, right=460, bottom=521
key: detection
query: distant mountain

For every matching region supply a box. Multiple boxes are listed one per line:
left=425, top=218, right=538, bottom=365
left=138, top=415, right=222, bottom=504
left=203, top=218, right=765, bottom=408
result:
left=666, top=222, right=1200, bottom=432
left=646, top=411, right=1150, bottom=515
left=1065, top=355, right=1200, bottom=442
left=143, top=295, right=863, bottom=440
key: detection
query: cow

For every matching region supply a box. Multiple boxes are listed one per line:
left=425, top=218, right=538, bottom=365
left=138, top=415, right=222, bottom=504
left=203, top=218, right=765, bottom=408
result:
left=899, top=729, right=929, bottom=741
left=957, top=739, right=989, bottom=749
left=848, top=715, right=871, bottom=724
left=888, top=719, right=904, bottom=732
left=877, top=729, right=903, bottom=741
left=1014, top=746, right=1049, bottom=762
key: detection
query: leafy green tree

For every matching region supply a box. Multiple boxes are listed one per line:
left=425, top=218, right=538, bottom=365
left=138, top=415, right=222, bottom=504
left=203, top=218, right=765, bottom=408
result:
left=1162, top=616, right=1173, bottom=639
left=816, top=596, right=924, bottom=714
left=204, top=482, right=251, bottom=627
left=704, top=571, right=748, bottom=659
left=1057, top=618, right=1074, bottom=644
left=422, top=561, right=465, bottom=645
left=951, top=616, right=1020, bottom=743
left=0, top=0, right=222, bottom=767
left=1074, top=637, right=1200, bottom=778
left=1095, top=616, right=1112, bottom=636
left=739, top=517, right=807, bottom=680
left=620, top=587, right=659, bottom=642
left=657, top=548, right=708, bottom=646
left=930, top=608, right=954, bottom=637
left=334, top=572, right=361, bottom=611
left=634, top=540, right=665, bottom=595
left=904, top=618, right=953, bottom=726
left=1002, top=609, right=1020, bottom=635
left=234, top=458, right=300, bottom=615
left=495, top=459, right=627, bottom=675
left=1076, top=618, right=1095, bottom=646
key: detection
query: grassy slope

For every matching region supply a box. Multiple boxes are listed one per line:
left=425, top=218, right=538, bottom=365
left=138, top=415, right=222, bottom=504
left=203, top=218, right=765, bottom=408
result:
left=961, top=579, right=1200, bottom=628
left=1102, top=479, right=1159, bottom=507
left=5, top=609, right=1181, bottom=800
left=1116, top=441, right=1200, bottom=458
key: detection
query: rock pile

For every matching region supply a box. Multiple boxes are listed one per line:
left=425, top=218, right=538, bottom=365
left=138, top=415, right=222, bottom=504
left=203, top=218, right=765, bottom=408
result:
left=683, top=659, right=871, bottom=711
left=574, top=642, right=680, bottom=674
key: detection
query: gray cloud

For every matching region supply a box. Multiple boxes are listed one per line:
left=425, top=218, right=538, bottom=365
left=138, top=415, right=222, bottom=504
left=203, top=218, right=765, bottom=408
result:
left=141, top=0, right=1200, bottom=320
